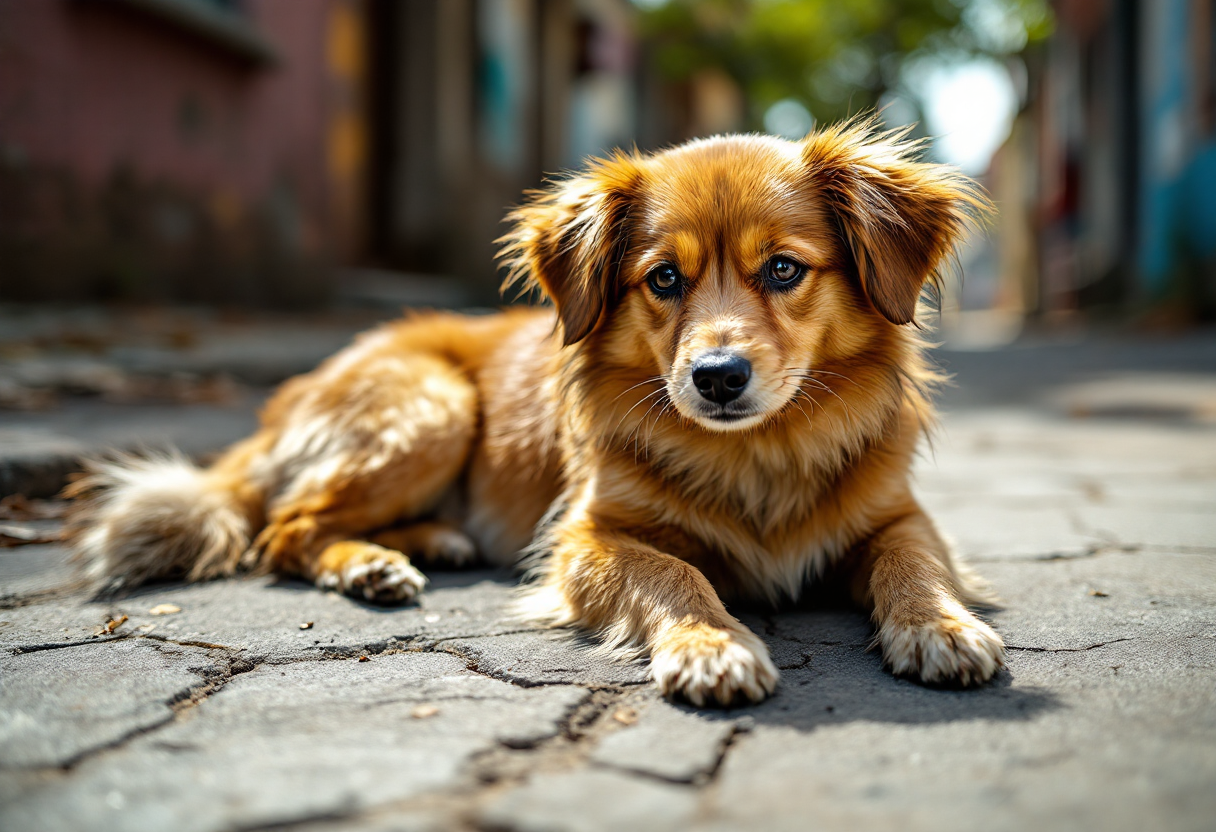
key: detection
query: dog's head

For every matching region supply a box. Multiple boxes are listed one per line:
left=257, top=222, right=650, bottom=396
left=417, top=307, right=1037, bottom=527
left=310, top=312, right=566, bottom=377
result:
left=501, top=121, right=987, bottom=433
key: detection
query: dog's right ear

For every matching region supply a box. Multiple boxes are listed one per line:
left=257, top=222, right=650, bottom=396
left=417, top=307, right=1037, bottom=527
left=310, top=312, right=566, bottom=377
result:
left=499, top=154, right=640, bottom=346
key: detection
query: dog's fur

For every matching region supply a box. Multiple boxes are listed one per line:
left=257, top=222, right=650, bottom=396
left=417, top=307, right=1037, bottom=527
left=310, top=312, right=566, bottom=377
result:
left=69, top=121, right=1004, bottom=706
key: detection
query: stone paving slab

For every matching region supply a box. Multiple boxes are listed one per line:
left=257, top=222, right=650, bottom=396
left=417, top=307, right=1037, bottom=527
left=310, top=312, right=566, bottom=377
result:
left=589, top=697, right=738, bottom=783
left=1, top=335, right=1215, bottom=831
left=0, top=639, right=224, bottom=768
left=480, top=769, right=702, bottom=832
left=3, top=537, right=1211, bottom=831
left=437, top=631, right=652, bottom=688
left=697, top=638, right=1216, bottom=832
left=1, top=652, right=588, bottom=832
left=0, top=541, right=87, bottom=603
left=0, top=569, right=515, bottom=654
left=985, top=551, right=1216, bottom=649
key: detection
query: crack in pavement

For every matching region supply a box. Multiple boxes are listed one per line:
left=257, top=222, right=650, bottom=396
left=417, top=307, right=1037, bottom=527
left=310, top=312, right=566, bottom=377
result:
left=8, top=632, right=133, bottom=654
left=777, top=653, right=814, bottom=671
left=700, top=716, right=752, bottom=785
left=0, top=582, right=93, bottom=610
left=18, top=623, right=652, bottom=779
left=1006, top=637, right=1133, bottom=653
left=1141, top=544, right=1216, bottom=555
left=1035, top=543, right=1139, bottom=561
left=589, top=712, right=753, bottom=789
left=5, top=625, right=536, bottom=661
left=466, top=687, right=645, bottom=778
left=966, top=543, right=1144, bottom=564
left=266, top=687, right=664, bottom=831
left=52, top=649, right=255, bottom=771
left=229, top=809, right=361, bottom=832
left=145, top=634, right=233, bottom=651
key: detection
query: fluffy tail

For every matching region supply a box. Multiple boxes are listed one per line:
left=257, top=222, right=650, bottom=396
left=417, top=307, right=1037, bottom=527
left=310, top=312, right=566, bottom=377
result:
left=66, top=452, right=254, bottom=593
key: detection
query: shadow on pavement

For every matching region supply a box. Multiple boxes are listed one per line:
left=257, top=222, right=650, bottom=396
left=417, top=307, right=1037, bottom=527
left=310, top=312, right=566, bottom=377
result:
left=743, top=603, right=1059, bottom=732
left=261, top=568, right=519, bottom=612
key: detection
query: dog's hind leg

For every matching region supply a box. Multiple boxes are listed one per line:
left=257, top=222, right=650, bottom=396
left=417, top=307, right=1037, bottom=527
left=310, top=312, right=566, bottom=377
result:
left=250, top=351, right=478, bottom=603
left=370, top=522, right=478, bottom=569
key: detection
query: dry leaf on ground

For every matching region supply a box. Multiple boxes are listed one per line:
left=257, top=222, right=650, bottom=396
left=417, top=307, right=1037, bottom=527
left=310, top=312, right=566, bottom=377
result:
left=612, top=707, right=640, bottom=726
left=148, top=604, right=182, bottom=615
left=0, top=524, right=62, bottom=547
left=94, top=615, right=128, bottom=636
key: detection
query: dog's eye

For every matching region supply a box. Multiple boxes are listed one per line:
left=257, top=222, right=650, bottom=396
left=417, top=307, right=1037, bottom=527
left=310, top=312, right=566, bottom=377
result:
left=647, top=264, right=682, bottom=297
left=764, top=256, right=805, bottom=288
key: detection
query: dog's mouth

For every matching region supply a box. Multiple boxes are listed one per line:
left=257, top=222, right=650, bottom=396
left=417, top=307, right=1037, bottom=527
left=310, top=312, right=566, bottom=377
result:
left=680, top=401, right=773, bottom=432
left=699, top=407, right=755, bottom=424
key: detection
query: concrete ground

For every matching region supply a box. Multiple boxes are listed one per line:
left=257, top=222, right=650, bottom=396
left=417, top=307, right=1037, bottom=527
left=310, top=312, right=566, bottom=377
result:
left=1, top=321, right=1214, bottom=832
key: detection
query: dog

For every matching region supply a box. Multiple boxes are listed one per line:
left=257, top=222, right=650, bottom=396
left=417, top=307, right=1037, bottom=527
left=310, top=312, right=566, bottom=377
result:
left=69, top=120, right=1004, bottom=706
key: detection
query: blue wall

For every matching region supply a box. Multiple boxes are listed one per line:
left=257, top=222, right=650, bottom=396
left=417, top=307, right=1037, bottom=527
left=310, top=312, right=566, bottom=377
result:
left=1138, top=0, right=1216, bottom=294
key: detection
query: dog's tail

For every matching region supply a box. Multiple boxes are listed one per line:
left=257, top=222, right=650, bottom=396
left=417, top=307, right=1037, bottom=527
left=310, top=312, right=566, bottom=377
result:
left=66, top=451, right=257, bottom=594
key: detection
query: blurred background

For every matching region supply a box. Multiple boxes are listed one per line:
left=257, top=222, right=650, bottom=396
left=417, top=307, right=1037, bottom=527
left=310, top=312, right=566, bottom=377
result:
left=3, top=0, right=1214, bottom=322
left=1, top=0, right=1216, bottom=471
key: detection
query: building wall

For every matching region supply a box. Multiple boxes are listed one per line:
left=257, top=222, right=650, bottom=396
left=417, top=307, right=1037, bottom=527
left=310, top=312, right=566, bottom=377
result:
left=0, top=0, right=368, bottom=305
left=1137, top=0, right=1216, bottom=302
left=0, top=0, right=730, bottom=307
left=364, top=0, right=669, bottom=304
left=1006, top=0, right=1216, bottom=319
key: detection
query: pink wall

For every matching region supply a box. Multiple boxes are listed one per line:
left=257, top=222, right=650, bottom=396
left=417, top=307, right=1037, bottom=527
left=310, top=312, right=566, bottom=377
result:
left=0, top=0, right=357, bottom=302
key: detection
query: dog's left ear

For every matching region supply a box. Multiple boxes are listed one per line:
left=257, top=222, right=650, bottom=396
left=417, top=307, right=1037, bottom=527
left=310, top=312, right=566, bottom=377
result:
left=803, top=123, right=989, bottom=325
left=499, top=154, right=640, bottom=346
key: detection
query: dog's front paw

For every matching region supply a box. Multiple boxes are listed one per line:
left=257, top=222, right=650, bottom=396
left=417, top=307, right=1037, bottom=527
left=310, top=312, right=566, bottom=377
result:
left=880, top=601, right=1004, bottom=686
left=651, top=623, right=778, bottom=707
left=316, top=542, right=427, bottom=604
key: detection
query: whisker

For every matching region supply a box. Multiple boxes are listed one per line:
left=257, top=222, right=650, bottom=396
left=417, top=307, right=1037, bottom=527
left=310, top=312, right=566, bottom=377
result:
left=631, top=393, right=670, bottom=461
left=644, top=399, right=675, bottom=459
left=783, top=373, right=858, bottom=430
left=609, top=375, right=665, bottom=405
left=625, top=389, right=667, bottom=452
left=797, top=387, right=840, bottom=434
left=612, top=386, right=666, bottom=437
left=791, top=393, right=814, bottom=431
left=802, top=367, right=858, bottom=386
left=783, top=366, right=859, bottom=390
left=804, top=379, right=858, bottom=429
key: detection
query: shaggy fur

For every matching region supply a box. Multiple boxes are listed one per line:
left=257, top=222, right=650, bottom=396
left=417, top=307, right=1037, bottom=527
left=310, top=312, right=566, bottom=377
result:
left=68, top=120, right=1003, bottom=706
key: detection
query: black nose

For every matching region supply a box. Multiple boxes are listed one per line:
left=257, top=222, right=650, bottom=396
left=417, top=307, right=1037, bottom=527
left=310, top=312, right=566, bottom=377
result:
left=691, top=352, right=752, bottom=404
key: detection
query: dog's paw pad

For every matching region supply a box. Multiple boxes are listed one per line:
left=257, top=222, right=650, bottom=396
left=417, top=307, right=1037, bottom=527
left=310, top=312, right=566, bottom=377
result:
left=317, top=544, right=427, bottom=605
left=881, top=602, right=1004, bottom=686
left=651, top=625, right=778, bottom=707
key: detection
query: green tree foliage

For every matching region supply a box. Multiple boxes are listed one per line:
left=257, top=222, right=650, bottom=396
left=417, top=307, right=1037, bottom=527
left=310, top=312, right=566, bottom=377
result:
left=635, top=0, right=1053, bottom=128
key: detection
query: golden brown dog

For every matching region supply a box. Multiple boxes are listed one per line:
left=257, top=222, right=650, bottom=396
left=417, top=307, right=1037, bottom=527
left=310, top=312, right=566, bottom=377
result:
left=70, top=121, right=1004, bottom=706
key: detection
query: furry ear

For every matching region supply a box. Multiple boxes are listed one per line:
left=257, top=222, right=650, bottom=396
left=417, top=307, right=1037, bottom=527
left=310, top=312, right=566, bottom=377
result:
left=499, top=154, right=640, bottom=345
left=802, top=120, right=990, bottom=325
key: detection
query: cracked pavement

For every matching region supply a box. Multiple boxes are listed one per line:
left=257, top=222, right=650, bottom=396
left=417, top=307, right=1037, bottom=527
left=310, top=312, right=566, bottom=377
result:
left=2, top=332, right=1215, bottom=831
